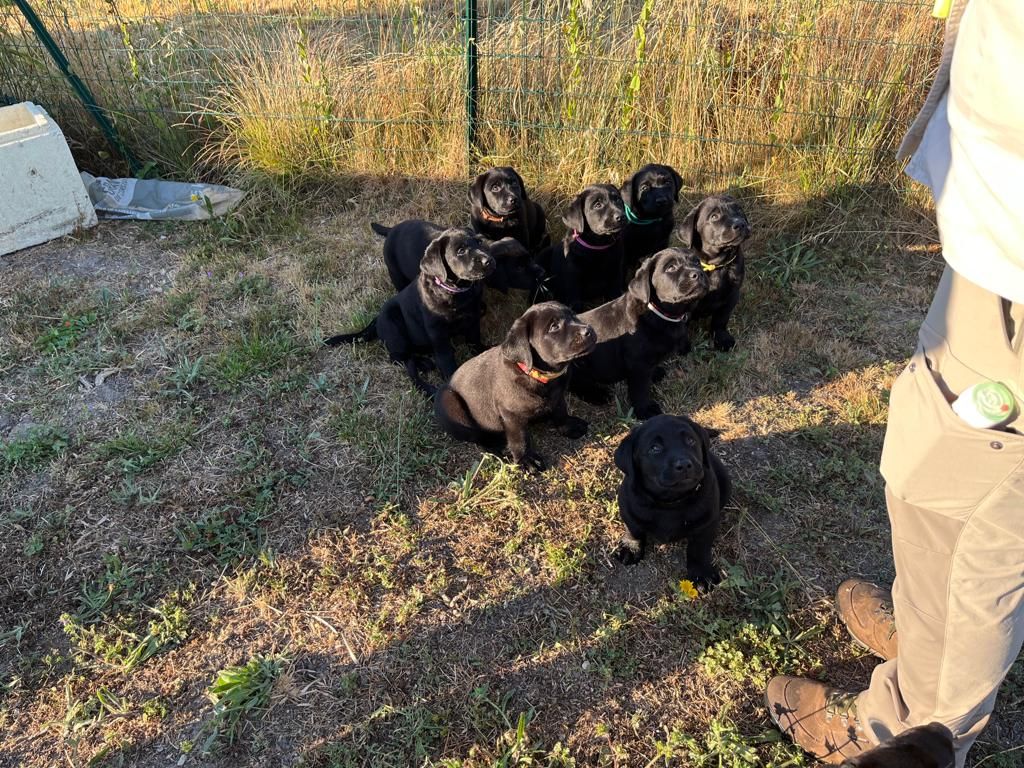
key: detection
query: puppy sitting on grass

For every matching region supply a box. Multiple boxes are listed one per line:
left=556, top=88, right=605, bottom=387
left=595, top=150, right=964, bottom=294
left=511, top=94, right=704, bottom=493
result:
left=677, top=194, right=751, bottom=352
left=613, top=414, right=731, bottom=589
left=325, top=228, right=494, bottom=395
left=434, top=302, right=596, bottom=471
left=571, top=247, right=710, bottom=419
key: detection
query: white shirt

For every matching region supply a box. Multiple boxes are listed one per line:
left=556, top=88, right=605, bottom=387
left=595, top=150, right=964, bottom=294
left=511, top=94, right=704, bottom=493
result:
left=905, top=0, right=1024, bottom=303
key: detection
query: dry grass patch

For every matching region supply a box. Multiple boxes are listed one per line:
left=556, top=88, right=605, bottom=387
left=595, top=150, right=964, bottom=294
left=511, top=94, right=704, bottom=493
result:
left=1, top=179, right=1022, bottom=767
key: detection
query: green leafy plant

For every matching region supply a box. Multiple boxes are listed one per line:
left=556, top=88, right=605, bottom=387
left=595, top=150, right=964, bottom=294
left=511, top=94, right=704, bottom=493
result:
left=1, top=425, right=69, bottom=472
left=205, top=654, right=285, bottom=749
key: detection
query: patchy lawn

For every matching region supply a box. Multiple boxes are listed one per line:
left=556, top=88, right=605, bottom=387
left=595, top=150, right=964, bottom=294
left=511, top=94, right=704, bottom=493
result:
left=1, top=178, right=1021, bottom=767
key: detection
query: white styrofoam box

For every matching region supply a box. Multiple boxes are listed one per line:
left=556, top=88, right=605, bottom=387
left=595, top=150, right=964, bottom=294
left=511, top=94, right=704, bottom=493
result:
left=0, top=101, right=98, bottom=257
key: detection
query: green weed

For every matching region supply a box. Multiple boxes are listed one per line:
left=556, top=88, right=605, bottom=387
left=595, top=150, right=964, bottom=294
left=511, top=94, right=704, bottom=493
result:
left=1, top=425, right=70, bottom=472
left=34, top=311, right=98, bottom=355
left=95, top=422, right=194, bottom=477
left=204, top=654, right=286, bottom=749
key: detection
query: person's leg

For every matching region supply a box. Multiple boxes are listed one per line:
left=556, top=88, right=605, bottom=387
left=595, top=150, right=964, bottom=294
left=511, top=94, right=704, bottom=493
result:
left=769, top=268, right=1024, bottom=766
left=860, top=268, right=1024, bottom=766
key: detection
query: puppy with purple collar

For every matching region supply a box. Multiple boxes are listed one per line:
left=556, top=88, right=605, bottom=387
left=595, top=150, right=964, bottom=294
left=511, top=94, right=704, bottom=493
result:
left=613, top=414, right=731, bottom=590
left=543, top=184, right=627, bottom=311
left=570, top=248, right=709, bottom=419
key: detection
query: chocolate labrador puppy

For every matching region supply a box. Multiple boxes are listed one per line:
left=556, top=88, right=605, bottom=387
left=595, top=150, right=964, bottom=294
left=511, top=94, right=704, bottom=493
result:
left=543, top=184, right=627, bottom=311
left=614, top=414, right=730, bottom=589
left=571, top=248, right=709, bottom=419
left=676, top=194, right=751, bottom=351
left=620, top=163, right=683, bottom=272
left=842, top=723, right=954, bottom=768
left=325, top=228, right=494, bottom=394
left=434, top=302, right=596, bottom=470
left=469, top=166, right=550, bottom=255
left=372, top=219, right=543, bottom=294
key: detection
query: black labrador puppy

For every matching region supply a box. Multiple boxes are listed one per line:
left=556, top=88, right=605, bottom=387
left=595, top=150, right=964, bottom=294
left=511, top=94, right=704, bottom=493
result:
left=571, top=248, right=709, bottom=419
left=676, top=194, right=751, bottom=351
left=620, top=163, right=683, bottom=272
left=434, top=302, right=596, bottom=471
left=543, top=184, right=627, bottom=311
left=372, top=219, right=543, bottom=294
left=841, top=723, right=954, bottom=768
left=469, top=166, right=550, bottom=255
left=613, top=414, right=731, bottom=589
left=325, top=228, right=494, bottom=394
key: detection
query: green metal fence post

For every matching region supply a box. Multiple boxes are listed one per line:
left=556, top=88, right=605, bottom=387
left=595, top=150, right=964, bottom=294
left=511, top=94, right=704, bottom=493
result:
left=13, top=0, right=140, bottom=175
left=464, top=0, right=479, bottom=172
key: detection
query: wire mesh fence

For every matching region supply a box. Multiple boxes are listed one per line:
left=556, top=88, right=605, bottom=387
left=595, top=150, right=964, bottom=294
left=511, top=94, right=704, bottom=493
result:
left=0, top=0, right=942, bottom=192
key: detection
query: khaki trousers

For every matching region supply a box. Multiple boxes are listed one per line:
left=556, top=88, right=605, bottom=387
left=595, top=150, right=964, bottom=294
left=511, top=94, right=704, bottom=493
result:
left=858, top=267, right=1024, bottom=767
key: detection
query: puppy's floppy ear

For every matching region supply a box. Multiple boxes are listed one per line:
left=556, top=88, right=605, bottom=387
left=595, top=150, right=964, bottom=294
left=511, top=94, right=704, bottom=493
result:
left=677, top=199, right=704, bottom=251
left=667, top=165, right=683, bottom=202
left=500, top=312, right=533, bottom=369
left=420, top=234, right=450, bottom=280
left=468, top=171, right=489, bottom=209
left=620, top=171, right=638, bottom=210
left=627, top=254, right=655, bottom=304
left=614, top=430, right=638, bottom=480
left=562, top=190, right=587, bottom=233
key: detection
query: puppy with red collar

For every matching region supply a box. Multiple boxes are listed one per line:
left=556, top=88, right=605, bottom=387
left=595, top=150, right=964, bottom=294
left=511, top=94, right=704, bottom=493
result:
left=434, top=302, right=596, bottom=471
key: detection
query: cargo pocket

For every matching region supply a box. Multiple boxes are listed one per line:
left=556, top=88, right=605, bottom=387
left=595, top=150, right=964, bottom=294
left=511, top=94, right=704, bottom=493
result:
left=880, top=334, right=1024, bottom=520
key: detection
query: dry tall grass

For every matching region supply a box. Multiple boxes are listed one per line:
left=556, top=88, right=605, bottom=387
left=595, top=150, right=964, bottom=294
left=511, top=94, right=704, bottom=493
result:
left=0, top=0, right=940, bottom=195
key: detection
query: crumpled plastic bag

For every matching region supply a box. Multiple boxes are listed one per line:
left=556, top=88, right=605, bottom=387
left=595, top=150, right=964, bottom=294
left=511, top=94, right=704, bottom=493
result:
left=80, top=172, right=246, bottom=220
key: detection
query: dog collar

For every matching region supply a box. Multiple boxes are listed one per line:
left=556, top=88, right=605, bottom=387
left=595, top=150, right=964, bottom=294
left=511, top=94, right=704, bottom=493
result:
left=623, top=203, right=660, bottom=226
left=516, top=361, right=566, bottom=383
left=647, top=301, right=687, bottom=323
left=572, top=230, right=618, bottom=250
left=701, top=253, right=737, bottom=272
left=434, top=276, right=471, bottom=293
left=480, top=205, right=509, bottom=224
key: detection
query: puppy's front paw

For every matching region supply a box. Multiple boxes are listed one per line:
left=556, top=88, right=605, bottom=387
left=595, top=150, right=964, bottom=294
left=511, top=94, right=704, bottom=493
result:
left=712, top=330, right=736, bottom=351
left=633, top=401, right=663, bottom=420
left=677, top=337, right=693, bottom=356
left=518, top=450, right=548, bottom=473
left=687, top=563, right=722, bottom=591
left=651, top=365, right=667, bottom=384
left=614, top=536, right=644, bottom=565
left=414, top=357, right=437, bottom=373
left=562, top=416, right=588, bottom=440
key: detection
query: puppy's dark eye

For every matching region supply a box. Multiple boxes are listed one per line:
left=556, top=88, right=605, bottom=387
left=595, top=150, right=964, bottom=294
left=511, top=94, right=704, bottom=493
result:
left=592, top=200, right=603, bottom=208
left=649, top=443, right=663, bottom=454
left=710, top=213, right=720, bottom=221
left=639, top=184, right=649, bottom=192
left=491, top=184, right=500, bottom=191
left=665, top=262, right=678, bottom=272
left=458, top=247, right=468, bottom=256
left=686, top=436, right=697, bottom=446
left=548, top=321, right=562, bottom=333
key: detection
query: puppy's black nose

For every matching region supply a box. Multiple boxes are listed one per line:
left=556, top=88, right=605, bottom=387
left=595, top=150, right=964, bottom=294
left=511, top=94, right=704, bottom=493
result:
left=673, top=457, right=694, bottom=472
left=613, top=212, right=625, bottom=223
left=732, top=220, right=750, bottom=235
left=686, top=269, right=702, bottom=281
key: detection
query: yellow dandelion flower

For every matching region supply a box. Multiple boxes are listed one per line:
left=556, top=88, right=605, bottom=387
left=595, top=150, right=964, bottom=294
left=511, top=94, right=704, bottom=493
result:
left=678, top=579, right=699, bottom=601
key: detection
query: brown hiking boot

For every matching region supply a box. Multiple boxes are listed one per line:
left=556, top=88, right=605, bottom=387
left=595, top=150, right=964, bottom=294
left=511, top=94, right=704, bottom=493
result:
left=836, top=579, right=898, bottom=661
left=765, top=676, right=872, bottom=764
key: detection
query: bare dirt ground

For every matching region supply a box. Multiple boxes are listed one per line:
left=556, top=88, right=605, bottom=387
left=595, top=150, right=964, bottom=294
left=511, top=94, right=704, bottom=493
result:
left=1, top=179, right=1021, bottom=767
